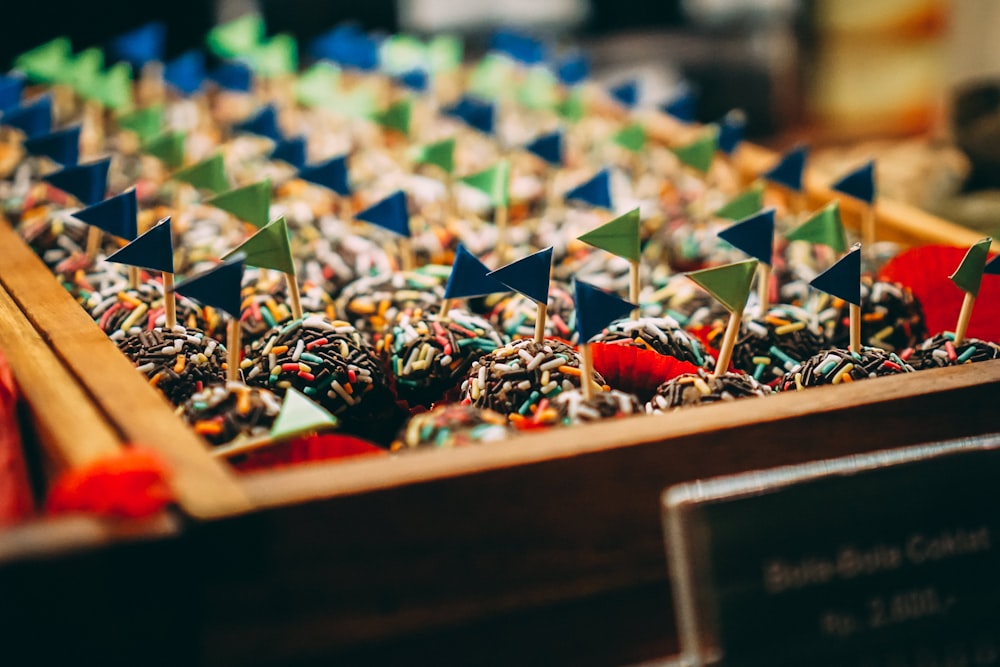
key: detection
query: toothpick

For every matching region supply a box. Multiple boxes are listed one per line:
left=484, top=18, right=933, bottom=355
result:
left=162, top=272, right=177, bottom=330
left=226, top=317, right=242, bottom=383
left=629, top=260, right=641, bottom=320
left=713, top=310, right=741, bottom=379
left=849, top=303, right=862, bottom=353
left=128, top=266, right=141, bottom=289
left=534, top=301, right=548, bottom=343
left=757, top=263, right=771, bottom=316
left=285, top=272, right=303, bottom=320
left=495, top=202, right=510, bottom=264
left=86, top=226, right=102, bottom=260
left=581, top=343, right=595, bottom=401
left=862, top=204, right=876, bottom=258
left=954, top=292, right=975, bottom=347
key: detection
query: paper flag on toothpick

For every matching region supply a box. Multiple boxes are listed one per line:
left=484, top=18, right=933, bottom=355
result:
left=298, top=155, right=351, bottom=196
left=949, top=238, right=992, bottom=297
left=763, top=144, right=808, bottom=192
left=487, top=247, right=553, bottom=305
left=24, top=125, right=80, bottom=166
left=831, top=160, right=876, bottom=205
left=172, top=253, right=245, bottom=319
left=209, top=62, right=253, bottom=93
left=142, top=131, right=185, bottom=169
left=234, top=105, right=282, bottom=142
left=72, top=189, right=138, bottom=241
left=524, top=131, right=562, bottom=166
left=517, top=68, right=559, bottom=110
left=556, top=52, right=588, bottom=86
left=207, top=13, right=264, bottom=59
left=0, top=75, right=24, bottom=113
left=117, top=105, right=163, bottom=143
left=429, top=35, right=462, bottom=73
left=574, top=278, right=638, bottom=342
left=270, top=136, right=306, bottom=169
left=460, top=161, right=510, bottom=207
left=270, top=388, right=338, bottom=441
left=44, top=157, right=110, bottom=205
left=985, top=253, right=1000, bottom=276
left=810, top=243, right=862, bottom=306
left=672, top=126, right=718, bottom=175
left=398, top=69, right=428, bottom=93
left=468, top=54, right=514, bottom=100
left=355, top=190, right=410, bottom=237
left=164, top=50, right=205, bottom=96
left=686, top=259, right=759, bottom=313
left=444, top=244, right=508, bottom=299
left=565, top=169, right=613, bottom=210
left=786, top=201, right=847, bottom=253
left=66, top=48, right=103, bottom=95
left=247, top=33, right=297, bottom=77
left=413, top=138, right=455, bottom=175
left=445, top=96, right=495, bottom=135
left=94, top=62, right=134, bottom=111
left=296, top=62, right=340, bottom=108
left=718, top=208, right=775, bottom=265
left=661, top=85, right=696, bottom=123
left=110, top=22, right=166, bottom=69
left=612, top=123, right=646, bottom=153
left=714, top=185, right=764, bottom=221
left=609, top=79, right=639, bottom=109
left=106, top=216, right=173, bottom=273
left=309, top=25, right=379, bottom=71
left=490, top=29, right=547, bottom=65
left=13, top=38, right=71, bottom=84
left=375, top=98, right=412, bottom=136
left=717, top=110, right=746, bottom=156
left=578, top=207, right=641, bottom=263
left=172, top=153, right=228, bottom=194
left=557, top=88, right=585, bottom=122
left=206, top=181, right=272, bottom=228
left=2, top=94, right=52, bottom=138
left=223, top=216, right=295, bottom=275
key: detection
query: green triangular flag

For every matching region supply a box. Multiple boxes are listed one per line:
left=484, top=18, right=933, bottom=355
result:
left=296, top=63, right=341, bottom=108
left=469, top=54, right=515, bottom=100
left=270, top=388, right=338, bottom=441
left=686, top=258, right=758, bottom=313
left=785, top=201, right=847, bottom=254
left=381, top=34, right=428, bottom=75
left=428, top=35, right=463, bottom=73
left=578, top=208, right=642, bottom=263
left=949, top=237, right=993, bottom=297
left=714, top=184, right=765, bottom=221
left=14, top=37, right=72, bottom=84
left=518, top=67, right=559, bottom=110
left=612, top=123, right=647, bottom=153
left=460, top=161, right=510, bottom=207
left=247, top=33, right=297, bottom=78
left=672, top=126, right=719, bottom=174
left=413, top=137, right=455, bottom=175
left=206, top=180, right=272, bottom=228
left=95, top=62, right=134, bottom=111
left=117, top=105, right=163, bottom=143
left=375, top=98, right=411, bottom=136
left=172, top=153, right=229, bottom=194
left=142, top=131, right=185, bottom=169
left=329, top=82, right=377, bottom=120
left=223, top=215, right=295, bottom=274
left=207, top=13, right=265, bottom=58
left=557, top=88, right=585, bottom=123
left=67, top=47, right=105, bottom=95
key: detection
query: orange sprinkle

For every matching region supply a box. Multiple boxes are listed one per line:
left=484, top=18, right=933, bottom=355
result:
left=195, top=421, right=223, bottom=435
left=173, top=355, right=186, bottom=373
left=149, top=372, right=163, bottom=387
left=558, top=365, right=582, bottom=377
left=236, top=390, right=252, bottom=414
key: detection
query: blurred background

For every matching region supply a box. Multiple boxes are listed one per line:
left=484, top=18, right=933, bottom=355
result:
left=6, top=0, right=1000, bottom=230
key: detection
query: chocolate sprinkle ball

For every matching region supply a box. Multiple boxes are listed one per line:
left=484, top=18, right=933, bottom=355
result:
left=549, top=388, right=643, bottom=425
left=238, top=271, right=335, bottom=347
left=334, top=270, right=445, bottom=338
left=181, top=381, right=282, bottom=446
left=639, top=274, right=729, bottom=328
left=901, top=333, right=1000, bottom=371
left=811, top=278, right=928, bottom=352
left=115, top=326, right=228, bottom=406
left=377, top=310, right=506, bottom=407
left=489, top=282, right=578, bottom=343
left=778, top=346, right=914, bottom=391
left=462, top=338, right=605, bottom=417
left=243, top=316, right=401, bottom=441
left=392, top=403, right=514, bottom=451
left=707, top=305, right=829, bottom=384
left=85, top=280, right=213, bottom=334
left=646, top=369, right=771, bottom=412
left=593, top=316, right=713, bottom=369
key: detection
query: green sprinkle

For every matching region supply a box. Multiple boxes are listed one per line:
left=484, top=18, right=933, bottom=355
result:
left=261, top=307, right=276, bottom=328
left=753, top=363, right=765, bottom=381
left=958, top=346, right=977, bottom=363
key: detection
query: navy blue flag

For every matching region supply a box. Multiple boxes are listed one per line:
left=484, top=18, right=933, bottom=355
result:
left=398, top=69, right=428, bottom=93
left=565, top=169, right=613, bottom=210
left=718, top=208, right=776, bottom=265
left=172, top=253, right=245, bottom=319
left=810, top=243, right=862, bottom=306
left=445, top=96, right=495, bottom=135
left=573, top=278, right=638, bottom=343
left=831, top=160, right=876, bottom=205
left=72, top=188, right=138, bottom=241
left=717, top=110, right=746, bottom=156
left=0, top=74, right=24, bottom=113
left=310, top=25, right=378, bottom=71
left=210, top=61, right=253, bottom=93
left=556, top=53, right=588, bottom=86
left=763, top=144, right=808, bottom=192
left=271, top=136, right=306, bottom=169
left=487, top=247, right=553, bottom=305
left=355, top=190, right=410, bottom=238
left=106, top=216, right=174, bottom=273
left=2, top=94, right=51, bottom=138
left=609, top=79, right=638, bottom=109
left=24, top=125, right=80, bottom=166
left=109, top=22, right=166, bottom=69
left=661, top=85, right=696, bottom=123
left=298, top=154, right=351, bottom=197
left=444, top=244, right=508, bottom=300
left=164, top=50, right=205, bottom=96
left=985, top=253, right=1000, bottom=276
left=44, top=157, right=110, bottom=205
left=490, top=29, right=547, bottom=65
left=525, top=130, right=563, bottom=166
left=234, top=105, right=281, bottom=141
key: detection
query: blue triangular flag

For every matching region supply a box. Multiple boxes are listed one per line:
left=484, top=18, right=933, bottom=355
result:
left=763, top=144, right=808, bottom=192
left=444, top=244, right=507, bottom=300
left=355, top=190, right=409, bottom=237
left=164, top=50, right=205, bottom=96
left=298, top=154, right=351, bottom=196
left=810, top=243, right=862, bottom=306
left=397, top=69, right=428, bottom=93
left=2, top=94, right=51, bottom=138
left=23, top=125, right=80, bottom=166
left=565, top=169, right=612, bottom=210
left=445, top=96, right=494, bottom=135
left=831, top=160, right=876, bottom=205
left=109, top=22, right=166, bottom=69
left=525, top=130, right=563, bottom=166
left=44, top=157, right=110, bottom=205
left=556, top=52, right=588, bottom=87
left=106, top=216, right=174, bottom=273
left=0, top=74, right=24, bottom=113
left=487, top=247, right=553, bottom=305
left=717, top=110, right=745, bottom=156
left=310, top=25, right=379, bottom=71
left=609, top=79, right=638, bottom=109
left=573, top=278, right=638, bottom=342
left=270, top=136, right=306, bottom=169
left=718, top=208, right=775, bottom=265
left=985, top=253, right=1000, bottom=276
left=490, top=29, right=546, bottom=65
left=661, top=85, right=696, bottom=123
left=173, top=253, right=245, bottom=319
left=234, top=105, right=281, bottom=141
left=72, top=188, right=138, bottom=241
left=210, top=61, right=253, bottom=93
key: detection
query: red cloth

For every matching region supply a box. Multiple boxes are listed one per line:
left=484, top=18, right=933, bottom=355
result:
left=47, top=449, right=174, bottom=519
left=232, top=433, right=386, bottom=473
left=0, top=348, right=34, bottom=526
left=592, top=342, right=703, bottom=400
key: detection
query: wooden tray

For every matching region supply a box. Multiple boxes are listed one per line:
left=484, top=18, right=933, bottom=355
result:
left=1, top=129, right=998, bottom=664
